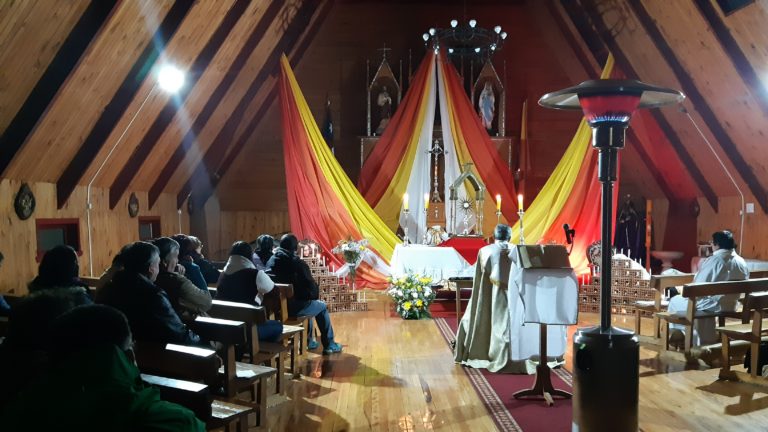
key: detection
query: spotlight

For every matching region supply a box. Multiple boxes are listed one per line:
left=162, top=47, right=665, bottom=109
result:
left=469, top=19, right=477, bottom=28
left=501, top=31, right=507, bottom=40
left=429, top=28, right=436, bottom=36
left=494, top=25, right=502, bottom=34
left=422, top=33, right=429, bottom=41
left=450, top=19, right=458, bottom=28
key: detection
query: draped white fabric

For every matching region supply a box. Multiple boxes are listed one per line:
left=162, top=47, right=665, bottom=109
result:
left=399, top=57, right=436, bottom=243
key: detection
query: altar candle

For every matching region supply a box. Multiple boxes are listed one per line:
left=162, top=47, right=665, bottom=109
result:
left=496, top=194, right=502, bottom=211
left=517, top=194, right=524, bottom=210
left=424, top=193, right=430, bottom=210
left=403, top=193, right=409, bottom=210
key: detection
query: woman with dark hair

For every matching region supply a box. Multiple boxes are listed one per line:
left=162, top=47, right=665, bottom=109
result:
left=27, top=245, right=91, bottom=306
left=171, top=234, right=208, bottom=292
left=218, top=241, right=283, bottom=342
left=152, top=237, right=212, bottom=321
left=268, top=234, right=343, bottom=354
left=252, top=235, right=275, bottom=271
left=96, top=241, right=200, bottom=346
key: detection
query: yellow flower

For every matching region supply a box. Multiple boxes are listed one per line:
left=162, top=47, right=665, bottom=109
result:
left=403, top=301, right=412, bottom=311
left=416, top=299, right=423, bottom=307
left=419, top=277, right=432, bottom=284
left=359, top=245, right=365, bottom=251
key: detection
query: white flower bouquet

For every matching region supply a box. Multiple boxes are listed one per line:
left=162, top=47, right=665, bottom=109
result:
left=387, top=272, right=435, bottom=319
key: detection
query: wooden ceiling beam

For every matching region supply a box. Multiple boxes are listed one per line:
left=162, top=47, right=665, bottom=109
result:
left=176, top=0, right=323, bottom=209
left=148, top=0, right=285, bottom=209
left=0, top=0, right=117, bottom=176
left=107, top=0, right=251, bottom=210
left=574, top=0, right=720, bottom=212
left=625, top=0, right=768, bottom=212
left=693, top=0, right=768, bottom=118
left=56, top=0, right=194, bottom=209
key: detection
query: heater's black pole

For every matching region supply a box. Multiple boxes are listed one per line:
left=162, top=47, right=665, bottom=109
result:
left=599, top=162, right=614, bottom=332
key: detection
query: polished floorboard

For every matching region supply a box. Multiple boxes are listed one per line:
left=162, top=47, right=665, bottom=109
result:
left=258, top=294, right=768, bottom=431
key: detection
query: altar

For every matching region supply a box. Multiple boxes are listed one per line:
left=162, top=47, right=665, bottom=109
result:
left=390, top=244, right=475, bottom=283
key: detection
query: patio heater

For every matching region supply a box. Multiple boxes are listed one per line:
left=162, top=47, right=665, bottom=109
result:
left=539, top=80, right=683, bottom=431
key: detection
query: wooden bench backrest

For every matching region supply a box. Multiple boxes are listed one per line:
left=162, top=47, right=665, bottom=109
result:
left=191, top=316, right=247, bottom=398
left=650, top=273, right=694, bottom=291
left=272, top=283, right=294, bottom=321
left=135, top=342, right=219, bottom=389
left=80, top=276, right=99, bottom=287
left=208, top=299, right=267, bottom=360
left=750, top=270, right=768, bottom=279
left=745, top=292, right=768, bottom=312
left=682, top=278, right=768, bottom=298
left=141, top=373, right=212, bottom=421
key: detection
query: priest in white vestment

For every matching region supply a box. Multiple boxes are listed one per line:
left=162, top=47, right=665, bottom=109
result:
left=454, top=225, right=531, bottom=373
left=668, top=230, right=749, bottom=346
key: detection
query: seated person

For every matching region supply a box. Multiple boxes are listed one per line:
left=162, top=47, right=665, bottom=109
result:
left=188, top=236, right=221, bottom=284
left=454, top=224, right=530, bottom=373
left=252, top=235, right=275, bottom=271
left=217, top=241, right=283, bottom=342
left=267, top=234, right=342, bottom=354
left=152, top=237, right=212, bottom=321
left=28, top=245, right=91, bottom=304
left=668, top=230, right=749, bottom=347
left=172, top=234, right=208, bottom=292
left=0, top=287, right=92, bottom=407
left=96, top=241, right=201, bottom=346
left=95, top=245, right=131, bottom=295
left=0, top=305, right=204, bottom=431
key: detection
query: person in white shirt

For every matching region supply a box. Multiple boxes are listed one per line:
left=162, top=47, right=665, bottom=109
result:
left=668, top=230, right=749, bottom=347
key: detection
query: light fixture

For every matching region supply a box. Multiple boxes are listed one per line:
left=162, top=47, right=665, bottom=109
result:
left=158, top=64, right=185, bottom=93
left=540, top=79, right=683, bottom=432
left=423, top=19, right=506, bottom=57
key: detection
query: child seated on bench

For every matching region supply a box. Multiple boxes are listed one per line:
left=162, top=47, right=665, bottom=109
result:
left=668, top=230, right=749, bottom=346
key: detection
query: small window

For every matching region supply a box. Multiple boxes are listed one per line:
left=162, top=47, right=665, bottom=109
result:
left=139, top=217, right=161, bottom=241
left=35, top=218, right=81, bottom=262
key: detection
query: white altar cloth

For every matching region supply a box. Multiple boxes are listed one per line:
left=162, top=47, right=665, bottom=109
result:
left=390, top=244, right=474, bottom=282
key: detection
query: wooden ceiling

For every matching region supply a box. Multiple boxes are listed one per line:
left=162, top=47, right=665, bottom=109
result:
left=1, top=0, right=767, bottom=216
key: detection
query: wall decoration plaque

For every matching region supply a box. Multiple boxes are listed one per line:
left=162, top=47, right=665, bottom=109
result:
left=14, top=183, right=35, bottom=220
left=128, top=193, right=139, bottom=218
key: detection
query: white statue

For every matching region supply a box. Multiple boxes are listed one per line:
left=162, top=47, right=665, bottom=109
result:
left=375, top=86, right=392, bottom=135
left=478, top=81, right=495, bottom=131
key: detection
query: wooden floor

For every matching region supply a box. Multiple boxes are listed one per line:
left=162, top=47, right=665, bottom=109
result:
left=258, top=294, right=768, bottom=431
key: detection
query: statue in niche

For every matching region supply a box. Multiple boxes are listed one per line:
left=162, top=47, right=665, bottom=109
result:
left=375, top=86, right=392, bottom=135
left=478, top=81, right=496, bottom=131
left=615, top=194, right=644, bottom=260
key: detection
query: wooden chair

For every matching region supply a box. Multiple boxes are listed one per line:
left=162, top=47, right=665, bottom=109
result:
left=270, top=283, right=305, bottom=377
left=191, top=316, right=276, bottom=425
left=208, top=299, right=290, bottom=395
left=449, top=277, right=473, bottom=320
left=656, top=278, right=768, bottom=355
left=717, top=292, right=768, bottom=385
left=634, top=273, right=694, bottom=338
left=141, top=374, right=252, bottom=432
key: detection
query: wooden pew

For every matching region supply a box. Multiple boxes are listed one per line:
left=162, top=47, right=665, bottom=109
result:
left=141, top=374, right=252, bottom=432
left=716, top=292, right=768, bottom=385
left=191, top=316, right=276, bottom=425
left=271, top=283, right=306, bottom=376
left=656, top=278, right=768, bottom=355
left=634, top=273, right=694, bottom=339
left=208, top=299, right=290, bottom=395
left=135, top=343, right=220, bottom=389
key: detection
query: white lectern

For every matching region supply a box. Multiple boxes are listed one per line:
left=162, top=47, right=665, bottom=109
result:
left=511, top=245, right=579, bottom=406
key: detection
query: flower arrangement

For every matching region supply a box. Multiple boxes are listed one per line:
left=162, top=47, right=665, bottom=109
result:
left=331, top=238, right=369, bottom=279
left=387, top=272, right=435, bottom=319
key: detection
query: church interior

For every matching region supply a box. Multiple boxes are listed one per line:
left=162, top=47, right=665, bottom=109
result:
left=2, top=0, right=768, bottom=430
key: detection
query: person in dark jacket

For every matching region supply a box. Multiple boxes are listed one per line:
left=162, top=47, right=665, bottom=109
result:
left=27, top=245, right=92, bottom=305
left=218, top=241, right=283, bottom=342
left=96, top=241, right=201, bottom=346
left=188, top=236, right=221, bottom=284
left=267, top=234, right=342, bottom=354
left=172, top=234, right=208, bottom=291
left=0, top=304, right=205, bottom=431
left=252, top=234, right=275, bottom=271
left=152, top=237, right=212, bottom=321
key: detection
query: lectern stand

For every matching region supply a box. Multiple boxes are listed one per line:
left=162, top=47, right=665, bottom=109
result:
left=511, top=245, right=579, bottom=406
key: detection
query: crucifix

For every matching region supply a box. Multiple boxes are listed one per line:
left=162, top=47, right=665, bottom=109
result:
left=427, top=139, right=445, bottom=219
left=377, top=43, right=391, bottom=61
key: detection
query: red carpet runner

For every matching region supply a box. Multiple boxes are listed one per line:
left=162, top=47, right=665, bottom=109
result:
left=434, top=317, right=573, bottom=432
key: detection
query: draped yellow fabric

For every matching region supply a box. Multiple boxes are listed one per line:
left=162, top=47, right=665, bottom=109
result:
left=372, top=55, right=436, bottom=230
left=282, top=56, right=400, bottom=260
left=509, top=55, right=614, bottom=244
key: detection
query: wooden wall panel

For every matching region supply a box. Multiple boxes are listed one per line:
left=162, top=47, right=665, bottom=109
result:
left=0, top=0, right=89, bottom=133
left=207, top=210, right=292, bottom=260
left=698, top=194, right=768, bottom=260
left=130, top=0, right=275, bottom=192
left=81, top=0, right=236, bottom=189
left=4, top=0, right=174, bottom=183
left=163, top=1, right=305, bottom=194
left=0, top=180, right=188, bottom=295
left=641, top=0, right=768, bottom=194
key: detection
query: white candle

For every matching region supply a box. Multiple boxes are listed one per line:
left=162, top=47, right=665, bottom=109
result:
left=496, top=194, right=502, bottom=211
left=517, top=194, right=523, bottom=210
left=403, top=193, right=409, bottom=210
left=424, top=193, right=430, bottom=210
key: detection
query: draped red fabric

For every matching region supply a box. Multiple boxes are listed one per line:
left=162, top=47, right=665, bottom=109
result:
left=357, top=52, right=435, bottom=205
left=440, top=55, right=518, bottom=220
left=279, top=64, right=386, bottom=288
left=538, top=150, right=620, bottom=273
